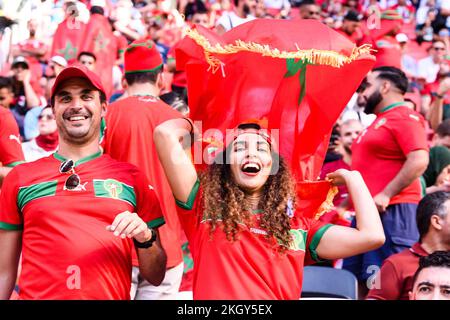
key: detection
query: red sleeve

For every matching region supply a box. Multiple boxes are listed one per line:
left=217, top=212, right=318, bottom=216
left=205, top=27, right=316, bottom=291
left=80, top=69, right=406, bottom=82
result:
left=133, top=169, right=165, bottom=229
left=0, top=111, right=25, bottom=166
left=304, top=217, right=333, bottom=265
left=175, top=179, right=201, bottom=243
left=390, top=111, right=429, bottom=156
left=0, top=168, right=23, bottom=230
left=366, top=259, right=402, bottom=300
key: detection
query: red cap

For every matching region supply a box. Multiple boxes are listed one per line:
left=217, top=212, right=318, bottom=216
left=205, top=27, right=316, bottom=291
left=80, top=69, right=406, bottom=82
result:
left=51, top=64, right=106, bottom=100
left=124, top=39, right=163, bottom=74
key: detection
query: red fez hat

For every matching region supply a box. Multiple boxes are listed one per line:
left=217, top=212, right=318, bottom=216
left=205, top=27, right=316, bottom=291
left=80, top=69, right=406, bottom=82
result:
left=124, top=39, right=163, bottom=74
left=51, top=64, right=106, bottom=101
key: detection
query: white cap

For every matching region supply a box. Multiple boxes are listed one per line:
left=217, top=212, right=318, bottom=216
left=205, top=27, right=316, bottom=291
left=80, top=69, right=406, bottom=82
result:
left=396, top=33, right=408, bottom=43
left=91, top=0, right=106, bottom=7
left=51, top=55, right=68, bottom=67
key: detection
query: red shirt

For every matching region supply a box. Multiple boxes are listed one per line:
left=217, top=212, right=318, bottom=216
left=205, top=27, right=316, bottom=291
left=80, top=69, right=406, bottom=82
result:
left=176, top=181, right=333, bottom=300
left=0, top=107, right=25, bottom=167
left=366, top=243, right=428, bottom=300
left=0, top=152, right=164, bottom=299
left=352, top=106, right=428, bottom=205
left=103, top=95, right=183, bottom=268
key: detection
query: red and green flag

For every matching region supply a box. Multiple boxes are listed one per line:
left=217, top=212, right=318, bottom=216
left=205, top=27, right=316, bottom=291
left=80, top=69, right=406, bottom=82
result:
left=175, top=19, right=375, bottom=218
left=51, top=18, right=87, bottom=64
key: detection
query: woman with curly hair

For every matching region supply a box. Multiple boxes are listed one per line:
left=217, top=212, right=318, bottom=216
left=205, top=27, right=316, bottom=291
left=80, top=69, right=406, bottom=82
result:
left=154, top=118, right=385, bottom=299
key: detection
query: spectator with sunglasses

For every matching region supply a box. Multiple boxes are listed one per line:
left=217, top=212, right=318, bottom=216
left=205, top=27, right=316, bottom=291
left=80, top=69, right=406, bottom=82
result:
left=0, top=65, right=167, bottom=300
left=21, top=106, right=59, bottom=162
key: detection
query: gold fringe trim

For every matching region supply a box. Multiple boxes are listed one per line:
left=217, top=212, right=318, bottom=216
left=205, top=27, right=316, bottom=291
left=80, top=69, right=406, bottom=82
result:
left=184, top=28, right=373, bottom=73
left=314, top=186, right=339, bottom=220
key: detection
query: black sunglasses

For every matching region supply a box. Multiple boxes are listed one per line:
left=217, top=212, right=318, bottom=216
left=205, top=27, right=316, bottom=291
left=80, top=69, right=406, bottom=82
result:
left=59, top=159, right=81, bottom=190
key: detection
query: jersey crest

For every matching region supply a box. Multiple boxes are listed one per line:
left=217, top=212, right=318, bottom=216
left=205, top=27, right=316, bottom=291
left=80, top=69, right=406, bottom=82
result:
left=104, top=179, right=124, bottom=199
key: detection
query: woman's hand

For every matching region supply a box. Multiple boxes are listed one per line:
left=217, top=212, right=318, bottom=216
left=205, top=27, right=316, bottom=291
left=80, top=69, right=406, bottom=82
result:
left=326, top=169, right=356, bottom=186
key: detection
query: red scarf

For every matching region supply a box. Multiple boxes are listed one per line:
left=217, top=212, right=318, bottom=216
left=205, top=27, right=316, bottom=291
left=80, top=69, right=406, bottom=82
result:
left=35, top=131, right=59, bottom=151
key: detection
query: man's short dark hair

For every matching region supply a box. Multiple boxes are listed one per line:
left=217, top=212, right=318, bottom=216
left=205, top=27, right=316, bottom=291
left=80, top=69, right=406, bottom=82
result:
left=77, top=51, right=97, bottom=62
left=124, top=68, right=163, bottom=86
left=372, top=66, right=409, bottom=94
left=299, top=0, right=317, bottom=7
left=0, top=76, right=13, bottom=91
left=436, top=119, right=450, bottom=138
left=90, top=6, right=104, bottom=16
left=412, top=251, right=450, bottom=286
left=344, top=10, right=360, bottom=22
left=416, top=191, right=450, bottom=241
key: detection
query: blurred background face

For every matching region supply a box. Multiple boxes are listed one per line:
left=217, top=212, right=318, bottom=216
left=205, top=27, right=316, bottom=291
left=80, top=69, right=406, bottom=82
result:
left=243, top=0, right=257, bottom=15
left=78, top=55, right=96, bottom=71
left=38, top=107, right=57, bottom=135
left=27, top=19, right=38, bottom=37
left=342, top=20, right=360, bottom=35
left=0, top=87, right=14, bottom=108
left=340, top=121, right=363, bottom=154
left=12, top=63, right=29, bottom=82
left=431, top=42, right=447, bottom=60
left=301, top=4, right=321, bottom=20
left=410, top=267, right=450, bottom=300
left=191, top=13, right=209, bottom=27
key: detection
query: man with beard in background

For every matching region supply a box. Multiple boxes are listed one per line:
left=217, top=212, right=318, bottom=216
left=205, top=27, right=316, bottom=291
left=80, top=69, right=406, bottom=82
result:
left=343, top=67, right=430, bottom=297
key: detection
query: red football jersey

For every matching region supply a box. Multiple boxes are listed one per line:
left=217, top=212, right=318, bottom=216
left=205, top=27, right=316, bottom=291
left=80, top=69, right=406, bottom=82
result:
left=103, top=95, right=183, bottom=268
left=352, top=106, right=428, bottom=205
left=0, top=152, right=164, bottom=299
left=0, top=107, right=25, bottom=167
left=176, top=181, right=333, bottom=300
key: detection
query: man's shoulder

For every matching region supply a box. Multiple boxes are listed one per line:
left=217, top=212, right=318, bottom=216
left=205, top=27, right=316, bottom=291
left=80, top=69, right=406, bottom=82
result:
left=384, top=245, right=419, bottom=266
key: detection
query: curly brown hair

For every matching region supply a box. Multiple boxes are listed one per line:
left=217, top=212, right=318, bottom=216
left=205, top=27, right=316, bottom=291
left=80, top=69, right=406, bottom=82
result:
left=199, top=147, right=297, bottom=250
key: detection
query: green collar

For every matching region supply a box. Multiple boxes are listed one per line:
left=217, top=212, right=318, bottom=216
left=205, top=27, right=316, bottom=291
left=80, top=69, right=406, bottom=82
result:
left=380, top=101, right=407, bottom=113
left=53, top=150, right=102, bottom=167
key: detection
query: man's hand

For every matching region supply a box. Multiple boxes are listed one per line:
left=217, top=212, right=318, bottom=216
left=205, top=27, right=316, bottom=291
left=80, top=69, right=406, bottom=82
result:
left=373, top=192, right=390, bottom=213
left=106, top=211, right=152, bottom=243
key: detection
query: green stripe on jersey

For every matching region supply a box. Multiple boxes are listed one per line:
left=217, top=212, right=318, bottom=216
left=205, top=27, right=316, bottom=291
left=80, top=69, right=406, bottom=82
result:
left=309, top=224, right=334, bottom=262
left=147, top=217, right=165, bottom=229
left=93, top=179, right=136, bottom=207
left=18, top=181, right=58, bottom=211
left=0, top=221, right=23, bottom=231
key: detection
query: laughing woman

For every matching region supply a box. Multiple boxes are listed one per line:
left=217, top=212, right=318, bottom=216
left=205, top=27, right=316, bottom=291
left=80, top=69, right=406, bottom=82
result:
left=154, top=119, right=385, bottom=300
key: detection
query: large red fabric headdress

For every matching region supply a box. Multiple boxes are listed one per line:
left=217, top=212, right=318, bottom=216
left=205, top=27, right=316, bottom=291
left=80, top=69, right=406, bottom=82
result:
left=176, top=19, right=375, bottom=218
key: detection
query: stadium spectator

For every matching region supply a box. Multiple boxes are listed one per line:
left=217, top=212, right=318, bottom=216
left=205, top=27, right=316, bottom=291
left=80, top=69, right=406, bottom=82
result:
left=0, top=65, right=167, bottom=299
left=154, top=118, right=385, bottom=299
left=0, top=77, right=25, bottom=186
left=215, top=0, right=257, bottom=34
left=102, top=40, right=184, bottom=300
left=367, top=191, right=450, bottom=299
left=77, top=52, right=97, bottom=72
left=299, top=0, right=322, bottom=19
left=21, top=106, right=58, bottom=162
left=417, top=40, right=447, bottom=84
left=344, top=67, right=429, bottom=293
left=409, top=250, right=450, bottom=300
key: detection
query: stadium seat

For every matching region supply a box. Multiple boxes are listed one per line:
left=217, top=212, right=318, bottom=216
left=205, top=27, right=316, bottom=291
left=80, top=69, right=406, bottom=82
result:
left=301, top=266, right=358, bottom=299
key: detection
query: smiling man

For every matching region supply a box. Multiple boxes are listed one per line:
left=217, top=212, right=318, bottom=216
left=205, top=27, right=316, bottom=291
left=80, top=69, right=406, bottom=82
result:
left=0, top=65, right=167, bottom=300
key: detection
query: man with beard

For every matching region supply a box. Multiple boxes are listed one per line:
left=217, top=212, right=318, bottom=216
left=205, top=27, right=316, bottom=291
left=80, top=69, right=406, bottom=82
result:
left=215, top=0, right=257, bottom=35
left=343, top=66, right=429, bottom=294
left=0, top=65, right=167, bottom=299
